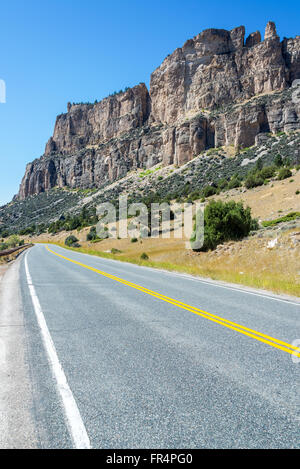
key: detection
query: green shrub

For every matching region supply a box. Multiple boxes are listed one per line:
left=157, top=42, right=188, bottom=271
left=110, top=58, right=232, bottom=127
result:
left=255, top=157, right=263, bottom=171
left=111, top=248, right=122, bottom=254
left=65, top=235, right=80, bottom=247
left=259, top=166, right=276, bottom=180
left=261, top=212, right=300, bottom=227
left=140, top=252, right=149, bottom=260
left=274, top=155, right=283, bottom=167
left=189, top=190, right=201, bottom=201
left=217, top=178, right=228, bottom=190
left=227, top=177, right=241, bottom=190
left=202, top=185, right=217, bottom=198
left=245, top=173, right=264, bottom=189
left=67, top=216, right=81, bottom=231
left=7, top=235, right=21, bottom=248
left=90, top=238, right=103, bottom=244
left=192, top=200, right=253, bottom=251
left=131, top=237, right=138, bottom=243
left=87, top=226, right=97, bottom=241
left=278, top=168, right=292, bottom=180
left=0, top=231, right=9, bottom=239
left=250, top=218, right=260, bottom=231
left=19, top=225, right=36, bottom=236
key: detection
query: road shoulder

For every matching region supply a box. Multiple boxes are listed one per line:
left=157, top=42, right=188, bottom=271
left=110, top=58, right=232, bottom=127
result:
left=0, top=254, right=37, bottom=448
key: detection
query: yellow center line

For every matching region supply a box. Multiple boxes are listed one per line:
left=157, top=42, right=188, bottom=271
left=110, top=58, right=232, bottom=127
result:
left=46, top=246, right=300, bottom=358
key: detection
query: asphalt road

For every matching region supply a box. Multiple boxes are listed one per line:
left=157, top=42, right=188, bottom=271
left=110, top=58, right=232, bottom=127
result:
left=1, top=243, right=300, bottom=449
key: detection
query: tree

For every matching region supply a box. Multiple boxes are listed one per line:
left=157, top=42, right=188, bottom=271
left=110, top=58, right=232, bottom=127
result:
left=191, top=200, right=253, bottom=251
left=7, top=235, right=21, bottom=248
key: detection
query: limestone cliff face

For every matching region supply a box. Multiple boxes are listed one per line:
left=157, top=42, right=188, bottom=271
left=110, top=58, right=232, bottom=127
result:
left=45, top=83, right=150, bottom=155
left=18, top=22, right=300, bottom=199
left=149, top=23, right=287, bottom=124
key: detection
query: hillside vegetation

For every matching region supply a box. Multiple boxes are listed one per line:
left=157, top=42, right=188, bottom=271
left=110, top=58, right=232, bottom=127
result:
left=1, top=131, right=299, bottom=236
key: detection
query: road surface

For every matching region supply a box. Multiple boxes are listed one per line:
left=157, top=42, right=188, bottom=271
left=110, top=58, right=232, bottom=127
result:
left=0, top=243, right=299, bottom=449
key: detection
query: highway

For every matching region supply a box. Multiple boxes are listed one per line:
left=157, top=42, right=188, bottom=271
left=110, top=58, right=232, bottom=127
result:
left=0, top=243, right=299, bottom=449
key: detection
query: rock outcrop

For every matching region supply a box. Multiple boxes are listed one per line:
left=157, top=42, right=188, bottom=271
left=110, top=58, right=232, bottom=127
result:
left=149, top=22, right=288, bottom=124
left=18, top=21, right=300, bottom=199
left=45, top=83, right=150, bottom=156
left=245, top=31, right=261, bottom=48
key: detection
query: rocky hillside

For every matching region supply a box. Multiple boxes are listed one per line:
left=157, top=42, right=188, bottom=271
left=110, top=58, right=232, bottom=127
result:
left=18, top=21, right=300, bottom=199
left=1, top=129, right=299, bottom=234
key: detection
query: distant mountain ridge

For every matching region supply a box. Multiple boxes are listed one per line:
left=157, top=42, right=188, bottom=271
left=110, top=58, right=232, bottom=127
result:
left=18, top=21, right=300, bottom=199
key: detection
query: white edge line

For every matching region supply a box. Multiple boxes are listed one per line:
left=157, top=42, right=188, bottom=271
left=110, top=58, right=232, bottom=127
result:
left=24, top=251, right=91, bottom=449
left=153, top=270, right=300, bottom=306
left=49, top=244, right=300, bottom=307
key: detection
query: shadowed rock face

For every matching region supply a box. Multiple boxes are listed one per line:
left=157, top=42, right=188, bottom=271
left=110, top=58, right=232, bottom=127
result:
left=245, top=31, right=261, bottom=48
left=18, top=22, right=300, bottom=199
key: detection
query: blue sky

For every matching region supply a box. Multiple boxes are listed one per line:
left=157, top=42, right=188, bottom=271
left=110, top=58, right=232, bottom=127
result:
left=0, top=0, right=299, bottom=205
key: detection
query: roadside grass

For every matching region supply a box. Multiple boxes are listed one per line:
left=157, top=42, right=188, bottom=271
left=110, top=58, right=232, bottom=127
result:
left=39, top=239, right=300, bottom=298
left=0, top=245, right=31, bottom=264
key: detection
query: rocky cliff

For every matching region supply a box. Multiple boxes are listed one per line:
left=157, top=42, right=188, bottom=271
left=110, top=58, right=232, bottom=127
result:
left=45, top=83, right=150, bottom=156
left=18, top=22, right=300, bottom=199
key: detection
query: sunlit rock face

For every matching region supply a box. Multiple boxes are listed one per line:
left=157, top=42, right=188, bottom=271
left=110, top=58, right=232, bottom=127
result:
left=18, top=22, right=300, bottom=199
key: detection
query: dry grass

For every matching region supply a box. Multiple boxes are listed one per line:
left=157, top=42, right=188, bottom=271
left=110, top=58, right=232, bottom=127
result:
left=0, top=246, right=31, bottom=264
left=213, top=169, right=300, bottom=220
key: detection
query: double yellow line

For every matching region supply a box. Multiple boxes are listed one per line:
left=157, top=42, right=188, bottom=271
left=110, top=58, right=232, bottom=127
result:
left=46, top=246, right=300, bottom=358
